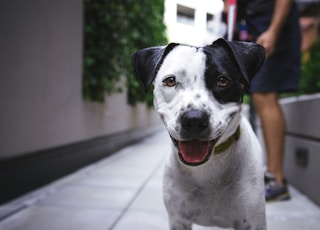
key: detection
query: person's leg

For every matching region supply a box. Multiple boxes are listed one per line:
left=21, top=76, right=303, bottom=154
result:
left=252, top=92, right=285, bottom=185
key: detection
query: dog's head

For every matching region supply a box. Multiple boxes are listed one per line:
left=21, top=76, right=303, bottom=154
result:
left=132, top=38, right=265, bottom=166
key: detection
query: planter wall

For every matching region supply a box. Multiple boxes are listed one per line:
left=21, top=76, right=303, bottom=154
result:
left=281, top=94, right=320, bottom=205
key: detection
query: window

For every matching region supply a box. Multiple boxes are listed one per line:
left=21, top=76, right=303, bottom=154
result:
left=207, top=13, right=214, bottom=22
left=177, top=4, right=195, bottom=25
left=206, top=13, right=215, bottom=32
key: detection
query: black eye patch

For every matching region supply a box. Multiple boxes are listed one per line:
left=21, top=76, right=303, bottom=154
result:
left=213, top=77, right=244, bottom=103
left=204, top=53, right=244, bottom=104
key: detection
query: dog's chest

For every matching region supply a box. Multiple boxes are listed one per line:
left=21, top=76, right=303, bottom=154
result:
left=163, top=157, right=244, bottom=225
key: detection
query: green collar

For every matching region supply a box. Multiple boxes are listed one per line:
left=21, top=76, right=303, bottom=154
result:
left=214, top=126, right=241, bottom=155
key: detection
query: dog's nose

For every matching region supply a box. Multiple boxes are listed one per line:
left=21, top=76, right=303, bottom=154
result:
left=181, top=110, right=209, bottom=136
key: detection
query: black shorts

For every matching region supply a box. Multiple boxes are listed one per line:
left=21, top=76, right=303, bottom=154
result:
left=246, top=2, right=301, bottom=93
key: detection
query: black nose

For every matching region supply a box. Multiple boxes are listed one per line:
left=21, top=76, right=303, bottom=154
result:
left=181, top=110, right=209, bottom=136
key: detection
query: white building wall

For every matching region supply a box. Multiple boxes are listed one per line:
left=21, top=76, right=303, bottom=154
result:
left=164, top=0, right=224, bottom=46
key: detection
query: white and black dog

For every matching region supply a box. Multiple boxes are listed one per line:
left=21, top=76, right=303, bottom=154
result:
left=131, top=38, right=266, bottom=230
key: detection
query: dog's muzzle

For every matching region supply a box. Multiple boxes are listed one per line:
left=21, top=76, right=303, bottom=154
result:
left=171, top=110, right=218, bottom=166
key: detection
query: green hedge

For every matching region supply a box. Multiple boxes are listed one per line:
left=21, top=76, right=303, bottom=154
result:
left=300, top=42, right=320, bottom=94
left=83, top=0, right=167, bottom=106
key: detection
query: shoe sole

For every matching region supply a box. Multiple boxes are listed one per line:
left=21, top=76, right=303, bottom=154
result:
left=266, top=192, right=291, bottom=202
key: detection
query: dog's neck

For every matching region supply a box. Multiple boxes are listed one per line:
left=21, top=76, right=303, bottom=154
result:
left=214, top=126, right=241, bottom=154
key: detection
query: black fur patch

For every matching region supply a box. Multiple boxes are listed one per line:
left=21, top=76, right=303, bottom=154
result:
left=204, top=48, right=244, bottom=104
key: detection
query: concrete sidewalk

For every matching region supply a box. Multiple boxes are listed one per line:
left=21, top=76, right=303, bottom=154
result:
left=0, top=130, right=320, bottom=230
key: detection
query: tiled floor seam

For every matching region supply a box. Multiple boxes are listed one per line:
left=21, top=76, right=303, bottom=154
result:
left=108, top=158, right=166, bottom=229
left=0, top=205, right=27, bottom=222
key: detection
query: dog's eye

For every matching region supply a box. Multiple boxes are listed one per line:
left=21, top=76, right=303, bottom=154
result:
left=163, top=76, right=176, bottom=87
left=217, top=76, right=231, bottom=88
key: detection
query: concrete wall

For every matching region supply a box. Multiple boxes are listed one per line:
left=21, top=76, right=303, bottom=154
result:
left=0, top=0, right=161, bottom=159
left=281, top=94, right=320, bottom=205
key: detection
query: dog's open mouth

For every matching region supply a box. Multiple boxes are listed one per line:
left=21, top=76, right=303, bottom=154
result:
left=171, top=138, right=217, bottom=166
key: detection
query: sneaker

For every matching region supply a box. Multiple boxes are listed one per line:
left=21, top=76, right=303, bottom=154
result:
left=265, top=172, right=290, bottom=202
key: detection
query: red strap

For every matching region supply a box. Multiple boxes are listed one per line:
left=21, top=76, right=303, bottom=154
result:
left=227, top=0, right=237, bottom=41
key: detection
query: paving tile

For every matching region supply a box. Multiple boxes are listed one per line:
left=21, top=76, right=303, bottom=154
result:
left=265, top=186, right=320, bottom=230
left=0, top=204, right=23, bottom=221
left=266, top=186, right=320, bottom=219
left=145, top=164, right=165, bottom=189
left=267, top=218, right=320, bottom=230
left=37, top=185, right=136, bottom=210
left=75, top=166, right=150, bottom=190
left=112, top=210, right=169, bottom=230
left=129, top=185, right=166, bottom=213
left=128, top=164, right=166, bottom=213
left=193, top=225, right=225, bottom=230
left=0, top=205, right=120, bottom=230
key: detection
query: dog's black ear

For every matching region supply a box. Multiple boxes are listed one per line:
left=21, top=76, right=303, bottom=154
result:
left=211, top=38, right=265, bottom=86
left=131, top=43, right=179, bottom=92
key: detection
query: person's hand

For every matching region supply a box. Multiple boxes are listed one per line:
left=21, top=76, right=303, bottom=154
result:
left=256, top=30, right=277, bottom=58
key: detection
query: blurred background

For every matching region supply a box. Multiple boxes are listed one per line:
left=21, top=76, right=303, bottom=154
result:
left=0, top=0, right=319, bottom=212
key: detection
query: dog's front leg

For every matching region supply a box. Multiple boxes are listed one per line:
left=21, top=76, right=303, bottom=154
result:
left=169, top=219, right=192, bottom=230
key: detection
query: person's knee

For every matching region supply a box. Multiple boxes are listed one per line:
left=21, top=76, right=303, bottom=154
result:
left=252, top=92, right=278, bottom=110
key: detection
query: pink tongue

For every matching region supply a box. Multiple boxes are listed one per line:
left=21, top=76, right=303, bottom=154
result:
left=179, top=140, right=209, bottom=164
